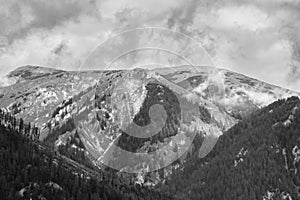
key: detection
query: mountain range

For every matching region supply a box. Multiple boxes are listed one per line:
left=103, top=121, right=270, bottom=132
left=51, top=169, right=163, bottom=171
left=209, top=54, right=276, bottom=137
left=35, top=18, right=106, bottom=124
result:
left=0, top=65, right=299, bottom=199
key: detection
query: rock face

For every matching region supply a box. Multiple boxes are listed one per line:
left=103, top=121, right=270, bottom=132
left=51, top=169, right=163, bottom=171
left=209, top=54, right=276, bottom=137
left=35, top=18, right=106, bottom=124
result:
left=0, top=65, right=298, bottom=174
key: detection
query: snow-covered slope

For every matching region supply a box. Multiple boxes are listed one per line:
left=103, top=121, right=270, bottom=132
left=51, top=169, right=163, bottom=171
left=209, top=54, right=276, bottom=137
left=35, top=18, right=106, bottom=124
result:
left=153, top=65, right=299, bottom=119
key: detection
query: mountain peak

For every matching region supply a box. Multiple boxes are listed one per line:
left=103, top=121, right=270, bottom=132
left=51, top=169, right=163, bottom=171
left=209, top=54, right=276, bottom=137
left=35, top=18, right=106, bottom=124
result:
left=6, top=65, right=65, bottom=83
left=9, top=65, right=64, bottom=76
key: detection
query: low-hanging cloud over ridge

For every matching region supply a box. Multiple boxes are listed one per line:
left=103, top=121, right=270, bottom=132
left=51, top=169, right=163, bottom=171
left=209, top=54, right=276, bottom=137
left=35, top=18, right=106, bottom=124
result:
left=0, top=0, right=300, bottom=91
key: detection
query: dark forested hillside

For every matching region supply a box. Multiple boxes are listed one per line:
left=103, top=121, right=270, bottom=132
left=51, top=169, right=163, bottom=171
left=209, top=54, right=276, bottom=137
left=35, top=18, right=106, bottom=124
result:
left=0, top=122, right=172, bottom=200
left=159, top=96, right=300, bottom=200
left=117, top=82, right=181, bottom=153
left=2, top=96, right=300, bottom=199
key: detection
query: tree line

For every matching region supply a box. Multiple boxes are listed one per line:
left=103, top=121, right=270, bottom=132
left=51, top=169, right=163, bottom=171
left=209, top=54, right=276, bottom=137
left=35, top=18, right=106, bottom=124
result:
left=0, top=109, right=40, bottom=140
left=158, top=96, right=300, bottom=200
left=0, top=109, right=173, bottom=199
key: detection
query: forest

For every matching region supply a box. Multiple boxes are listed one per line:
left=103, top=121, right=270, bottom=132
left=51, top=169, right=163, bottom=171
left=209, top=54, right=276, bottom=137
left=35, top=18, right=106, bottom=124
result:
left=0, top=110, right=172, bottom=200
left=158, top=96, right=300, bottom=200
left=1, top=95, right=300, bottom=199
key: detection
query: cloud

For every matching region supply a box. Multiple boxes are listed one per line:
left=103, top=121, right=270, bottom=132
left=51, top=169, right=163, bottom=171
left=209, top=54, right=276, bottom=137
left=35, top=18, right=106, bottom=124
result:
left=175, top=0, right=300, bottom=91
left=52, top=40, right=68, bottom=56
left=0, top=0, right=300, bottom=91
left=286, top=41, right=300, bottom=85
left=0, top=0, right=105, bottom=74
left=0, top=0, right=100, bottom=44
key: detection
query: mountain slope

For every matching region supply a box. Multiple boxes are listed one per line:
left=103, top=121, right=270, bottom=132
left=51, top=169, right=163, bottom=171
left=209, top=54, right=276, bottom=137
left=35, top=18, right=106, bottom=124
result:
left=0, top=66, right=102, bottom=132
left=154, top=65, right=298, bottom=118
left=0, top=65, right=299, bottom=185
left=1, top=65, right=296, bottom=133
left=0, top=65, right=64, bottom=87
left=160, top=96, right=300, bottom=200
left=0, top=119, right=172, bottom=200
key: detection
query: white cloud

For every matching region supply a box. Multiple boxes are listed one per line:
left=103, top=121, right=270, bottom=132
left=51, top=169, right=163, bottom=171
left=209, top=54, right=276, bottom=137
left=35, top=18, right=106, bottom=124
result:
left=0, top=0, right=300, bottom=91
left=217, top=5, right=269, bottom=31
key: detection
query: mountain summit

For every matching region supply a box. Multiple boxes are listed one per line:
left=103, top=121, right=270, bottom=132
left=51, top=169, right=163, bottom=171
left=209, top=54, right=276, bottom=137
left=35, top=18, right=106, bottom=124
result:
left=8, top=65, right=65, bottom=82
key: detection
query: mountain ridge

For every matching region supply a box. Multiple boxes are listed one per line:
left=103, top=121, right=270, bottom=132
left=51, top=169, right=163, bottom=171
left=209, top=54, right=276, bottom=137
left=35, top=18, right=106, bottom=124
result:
left=0, top=65, right=299, bottom=185
left=159, top=96, right=300, bottom=200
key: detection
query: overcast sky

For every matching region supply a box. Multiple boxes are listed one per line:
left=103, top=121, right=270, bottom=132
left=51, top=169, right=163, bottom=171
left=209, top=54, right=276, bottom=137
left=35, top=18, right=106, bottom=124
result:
left=0, top=0, right=300, bottom=91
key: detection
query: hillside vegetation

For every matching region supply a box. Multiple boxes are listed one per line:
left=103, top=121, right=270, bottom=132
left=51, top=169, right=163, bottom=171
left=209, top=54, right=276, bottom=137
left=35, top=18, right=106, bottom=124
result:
left=159, top=96, right=300, bottom=200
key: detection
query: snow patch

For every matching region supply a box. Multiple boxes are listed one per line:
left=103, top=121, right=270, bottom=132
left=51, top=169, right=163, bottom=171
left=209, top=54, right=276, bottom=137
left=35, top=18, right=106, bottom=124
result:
left=283, top=105, right=298, bottom=127
left=292, top=146, right=300, bottom=174
left=234, top=147, right=248, bottom=167
left=282, top=148, right=289, bottom=171
left=46, top=181, right=63, bottom=191
left=242, top=90, right=276, bottom=107
left=0, top=76, right=17, bottom=87
left=263, top=190, right=293, bottom=200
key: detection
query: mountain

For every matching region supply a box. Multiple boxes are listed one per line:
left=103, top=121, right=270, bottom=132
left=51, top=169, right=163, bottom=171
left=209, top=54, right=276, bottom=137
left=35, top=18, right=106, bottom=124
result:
left=159, top=96, right=300, bottom=200
left=7, top=65, right=64, bottom=82
left=0, top=65, right=64, bottom=87
left=0, top=66, right=102, bottom=132
left=1, top=65, right=296, bottom=125
left=0, top=65, right=298, bottom=184
left=1, top=95, right=300, bottom=199
left=0, top=116, right=172, bottom=200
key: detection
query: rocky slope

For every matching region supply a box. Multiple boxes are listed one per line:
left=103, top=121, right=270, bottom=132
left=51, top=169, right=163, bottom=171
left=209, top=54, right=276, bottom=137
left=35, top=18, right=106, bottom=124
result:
left=0, top=66, right=102, bottom=135
left=0, top=65, right=298, bottom=180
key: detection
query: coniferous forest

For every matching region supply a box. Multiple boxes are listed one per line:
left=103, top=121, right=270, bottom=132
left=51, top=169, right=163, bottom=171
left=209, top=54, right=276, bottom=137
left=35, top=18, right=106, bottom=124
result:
left=0, top=110, right=172, bottom=200
left=1, top=97, right=300, bottom=199
left=158, top=96, right=300, bottom=199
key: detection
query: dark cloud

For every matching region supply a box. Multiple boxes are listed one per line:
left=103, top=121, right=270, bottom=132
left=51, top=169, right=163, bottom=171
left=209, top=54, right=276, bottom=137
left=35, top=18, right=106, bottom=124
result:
left=114, top=7, right=144, bottom=30
left=167, top=0, right=200, bottom=33
left=53, top=40, right=68, bottom=55
left=286, top=37, right=300, bottom=84
left=0, top=0, right=100, bottom=45
left=291, top=40, right=300, bottom=62
left=165, top=0, right=223, bottom=58
left=276, top=4, right=300, bottom=86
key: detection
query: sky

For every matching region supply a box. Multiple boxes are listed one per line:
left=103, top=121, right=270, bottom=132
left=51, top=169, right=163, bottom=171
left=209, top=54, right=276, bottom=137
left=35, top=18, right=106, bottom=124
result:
left=0, top=0, right=300, bottom=91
